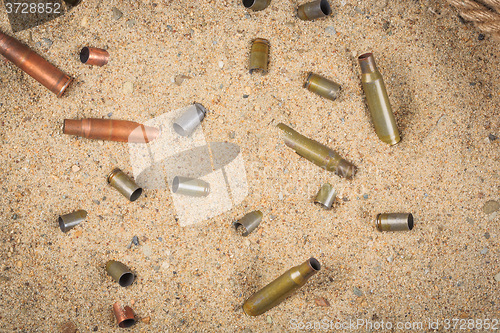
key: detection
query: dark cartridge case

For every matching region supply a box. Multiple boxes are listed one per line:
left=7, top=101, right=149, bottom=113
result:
left=304, top=72, right=341, bottom=101
left=107, top=168, right=143, bottom=202
left=171, top=176, right=210, bottom=197
left=0, top=30, right=72, bottom=97
left=375, top=213, right=414, bottom=232
left=63, top=0, right=82, bottom=6
left=106, top=260, right=135, bottom=287
left=113, top=302, right=136, bottom=328
left=63, top=118, right=159, bottom=143
left=58, top=209, right=87, bottom=232
left=297, top=0, right=332, bottom=20
left=233, top=210, right=263, bottom=236
left=314, top=183, right=336, bottom=209
left=249, top=38, right=270, bottom=75
left=243, top=0, right=271, bottom=11
left=173, top=103, right=207, bottom=137
left=80, top=47, right=109, bottom=66
left=243, top=258, right=321, bottom=316
left=358, top=53, right=401, bottom=145
left=277, top=123, right=357, bottom=179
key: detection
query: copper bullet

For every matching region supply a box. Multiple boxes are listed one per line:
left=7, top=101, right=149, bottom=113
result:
left=80, top=47, right=110, bottom=66
left=113, top=302, right=136, bottom=328
left=63, top=119, right=160, bottom=143
left=0, top=29, right=72, bottom=97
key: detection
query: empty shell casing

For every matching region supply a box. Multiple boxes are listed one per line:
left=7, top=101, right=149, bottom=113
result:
left=242, top=0, right=271, bottom=11
left=106, top=260, right=135, bottom=287
left=171, top=176, right=210, bottom=197
left=358, top=53, right=401, bottom=145
left=113, top=302, right=136, bottom=328
left=314, top=184, right=336, bottom=209
left=63, top=0, right=82, bottom=6
left=80, top=47, right=110, bottom=66
left=107, top=168, right=143, bottom=202
left=297, top=0, right=332, bottom=20
left=375, top=213, right=414, bottom=232
left=233, top=210, right=263, bottom=236
left=58, top=210, right=87, bottom=233
left=249, top=38, right=270, bottom=75
left=173, top=103, right=207, bottom=136
left=304, top=72, right=341, bottom=101
left=277, top=123, right=357, bottom=179
left=243, top=258, right=321, bottom=316
left=0, top=30, right=72, bottom=97
left=63, top=118, right=159, bottom=143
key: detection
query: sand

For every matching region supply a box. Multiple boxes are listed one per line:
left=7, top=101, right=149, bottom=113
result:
left=0, top=0, right=499, bottom=331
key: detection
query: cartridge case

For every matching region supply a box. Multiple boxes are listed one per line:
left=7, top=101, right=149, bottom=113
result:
left=80, top=47, right=109, bottom=66
left=233, top=210, right=263, bottom=236
left=297, top=0, right=332, bottom=20
left=358, top=53, right=401, bottom=145
left=242, top=0, right=271, bottom=11
left=277, top=123, right=357, bottom=179
left=314, top=183, right=336, bottom=209
left=0, top=30, right=72, bottom=97
left=63, top=0, right=82, bottom=6
left=171, top=176, right=210, bottom=197
left=249, top=38, right=270, bottom=75
left=243, top=258, right=321, bottom=316
left=107, top=168, right=143, bottom=202
left=63, top=118, right=159, bottom=143
left=106, top=260, right=135, bottom=287
left=304, top=72, right=341, bottom=101
left=58, top=210, right=87, bottom=233
left=113, top=302, right=136, bottom=328
left=173, top=103, right=207, bottom=137
left=375, top=213, right=414, bottom=232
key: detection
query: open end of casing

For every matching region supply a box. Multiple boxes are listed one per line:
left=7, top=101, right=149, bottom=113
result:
left=130, top=188, right=143, bottom=202
left=408, top=214, right=414, bottom=230
left=58, top=217, right=66, bottom=232
left=172, top=123, right=186, bottom=136
left=309, top=258, right=321, bottom=271
left=80, top=47, right=90, bottom=63
left=171, top=176, right=180, bottom=193
left=320, top=0, right=332, bottom=15
left=243, top=0, right=255, bottom=8
left=119, top=272, right=135, bottom=287
left=119, top=319, right=136, bottom=328
left=358, top=52, right=372, bottom=60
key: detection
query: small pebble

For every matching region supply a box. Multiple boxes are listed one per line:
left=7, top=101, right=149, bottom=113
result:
left=11, top=214, right=18, bottom=220
left=228, top=131, right=236, bottom=139
left=107, top=112, right=113, bottom=117
left=158, top=237, right=163, bottom=242
left=495, top=272, right=500, bottom=282
left=93, top=200, right=100, bottom=205
left=266, top=316, right=273, bottom=324
left=132, top=236, right=139, bottom=246
left=480, top=248, right=488, bottom=254
left=325, top=26, right=337, bottom=36
left=484, top=232, right=490, bottom=239
left=81, top=16, right=88, bottom=27
left=278, top=192, right=283, bottom=200
left=123, top=82, right=134, bottom=94
left=141, top=316, right=151, bottom=324
left=387, top=256, right=394, bottom=262
left=71, top=165, right=80, bottom=173
left=242, top=94, right=249, bottom=98
left=363, top=194, right=368, bottom=199
left=478, top=33, right=485, bottom=40
left=482, top=200, right=499, bottom=214
left=242, top=329, right=252, bottom=333
left=353, top=286, right=363, bottom=297
left=112, top=7, right=123, bottom=20
left=244, top=13, right=251, bottom=19
left=488, top=134, right=497, bottom=141
left=126, top=19, right=136, bottom=28
left=218, top=60, right=224, bottom=69
left=42, top=38, right=53, bottom=48
left=315, top=297, right=330, bottom=307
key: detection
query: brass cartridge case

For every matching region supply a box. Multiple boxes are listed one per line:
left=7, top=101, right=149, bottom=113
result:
left=304, top=72, right=341, bottom=101
left=375, top=213, right=414, bottom=232
left=249, top=38, right=270, bottom=75
left=243, top=0, right=271, bottom=11
left=297, top=0, right=332, bottom=20
left=233, top=210, right=263, bottom=236
left=243, top=258, right=321, bottom=316
left=358, top=53, right=401, bottom=145
left=277, top=123, right=357, bottom=179
left=314, top=183, right=336, bottom=209
left=113, top=302, right=136, bottom=328
left=58, top=209, right=87, bottom=233
left=107, top=168, right=143, bottom=202
left=106, top=260, right=135, bottom=287
left=171, top=176, right=210, bottom=197
left=80, top=47, right=109, bottom=66
left=0, top=30, right=72, bottom=97
left=63, top=0, right=82, bottom=6
left=173, top=103, right=207, bottom=137
left=63, top=118, right=159, bottom=143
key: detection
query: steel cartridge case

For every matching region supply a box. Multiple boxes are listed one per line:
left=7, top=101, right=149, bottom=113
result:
left=107, top=168, right=143, bottom=202
left=113, top=302, right=136, bottom=328
left=58, top=209, right=87, bottom=233
left=63, top=118, right=159, bottom=143
left=233, top=210, right=263, bottom=236
left=0, top=30, right=72, bottom=97
left=243, top=258, right=321, bottom=316
left=106, top=260, right=135, bottom=287
left=277, top=123, right=357, bottom=179
left=375, top=213, right=414, bottom=232
left=358, top=53, right=401, bottom=145
left=304, top=72, right=341, bottom=101
left=173, top=103, right=207, bottom=137
left=249, top=38, right=270, bottom=75
left=243, top=0, right=271, bottom=11
left=297, top=0, right=332, bottom=20
left=63, top=0, right=82, bottom=6
left=171, top=176, right=210, bottom=197
left=314, top=183, right=336, bottom=209
left=80, top=47, right=110, bottom=66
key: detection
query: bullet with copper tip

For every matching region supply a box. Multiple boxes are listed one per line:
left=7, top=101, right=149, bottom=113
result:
left=113, top=302, right=136, bottom=328
left=80, top=47, right=110, bottom=66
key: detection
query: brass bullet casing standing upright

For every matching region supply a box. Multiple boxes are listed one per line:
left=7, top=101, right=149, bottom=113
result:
left=106, top=260, right=135, bottom=287
left=297, top=0, right=332, bottom=20
left=358, top=53, right=401, bottom=145
left=58, top=210, right=87, bottom=233
left=277, top=123, right=357, bottom=179
left=63, top=118, right=159, bottom=143
left=80, top=47, right=110, bottom=66
left=233, top=210, right=263, bottom=236
left=243, top=258, right=321, bottom=316
left=0, top=30, right=72, bottom=97
left=113, top=302, right=136, bottom=328
left=242, top=0, right=271, bottom=11
left=375, top=213, right=414, bottom=232
left=171, top=176, right=210, bottom=197
left=107, top=168, right=143, bottom=202
left=304, top=72, right=341, bottom=101
left=314, top=183, right=336, bottom=209
left=249, top=38, right=270, bottom=75
left=173, top=103, right=207, bottom=137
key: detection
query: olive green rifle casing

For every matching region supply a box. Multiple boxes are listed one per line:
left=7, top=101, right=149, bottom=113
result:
left=58, top=209, right=87, bottom=232
left=297, top=0, right=332, bottom=21
left=358, top=53, right=401, bottom=145
left=107, top=168, right=143, bottom=202
left=243, top=258, right=321, bottom=316
left=233, top=210, right=263, bottom=236
left=106, top=260, right=135, bottom=287
left=375, top=213, right=414, bottom=232
left=314, top=183, right=336, bottom=209
left=249, top=38, right=270, bottom=75
left=171, top=176, right=210, bottom=197
left=242, top=0, right=271, bottom=11
left=304, top=72, right=341, bottom=101
left=277, top=123, right=357, bottom=179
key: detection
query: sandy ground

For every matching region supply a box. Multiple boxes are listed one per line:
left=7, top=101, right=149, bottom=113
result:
left=0, top=0, right=499, bottom=332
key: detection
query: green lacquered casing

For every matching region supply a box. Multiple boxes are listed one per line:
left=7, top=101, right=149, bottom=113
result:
left=243, top=258, right=320, bottom=316
left=105, top=260, right=135, bottom=287
left=359, top=53, right=400, bottom=145
left=243, top=0, right=271, bottom=11
left=314, top=183, right=336, bottom=209
left=304, top=72, right=341, bottom=101
left=249, top=38, right=269, bottom=74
